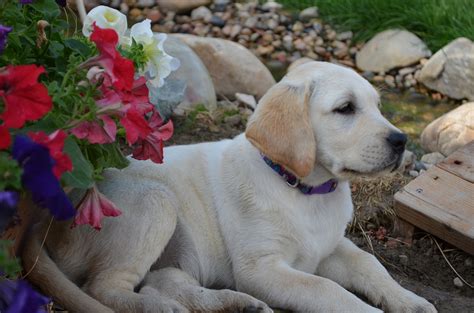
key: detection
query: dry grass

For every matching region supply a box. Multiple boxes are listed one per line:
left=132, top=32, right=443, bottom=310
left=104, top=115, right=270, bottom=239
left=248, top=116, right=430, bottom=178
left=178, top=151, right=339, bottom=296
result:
left=349, top=172, right=411, bottom=233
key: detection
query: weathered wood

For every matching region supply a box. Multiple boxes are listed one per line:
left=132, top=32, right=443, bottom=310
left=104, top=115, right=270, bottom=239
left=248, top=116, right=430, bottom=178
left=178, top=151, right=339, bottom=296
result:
left=437, top=140, right=474, bottom=183
left=392, top=217, right=415, bottom=246
left=394, top=165, right=474, bottom=255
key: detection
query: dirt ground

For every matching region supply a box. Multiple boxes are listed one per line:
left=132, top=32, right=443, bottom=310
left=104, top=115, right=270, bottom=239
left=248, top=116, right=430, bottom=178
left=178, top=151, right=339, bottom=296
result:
left=166, top=109, right=474, bottom=313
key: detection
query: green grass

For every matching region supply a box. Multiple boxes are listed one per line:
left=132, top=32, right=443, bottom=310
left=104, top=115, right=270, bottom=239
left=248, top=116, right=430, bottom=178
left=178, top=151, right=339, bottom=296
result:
left=279, top=0, right=474, bottom=51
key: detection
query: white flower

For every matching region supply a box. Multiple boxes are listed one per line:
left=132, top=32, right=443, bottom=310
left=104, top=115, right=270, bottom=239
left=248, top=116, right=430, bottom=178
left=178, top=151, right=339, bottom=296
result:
left=129, top=19, right=180, bottom=88
left=82, top=6, right=127, bottom=38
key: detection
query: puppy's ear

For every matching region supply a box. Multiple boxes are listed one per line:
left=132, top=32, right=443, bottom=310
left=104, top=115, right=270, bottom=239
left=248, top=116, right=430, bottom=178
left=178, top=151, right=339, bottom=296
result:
left=245, top=82, right=316, bottom=178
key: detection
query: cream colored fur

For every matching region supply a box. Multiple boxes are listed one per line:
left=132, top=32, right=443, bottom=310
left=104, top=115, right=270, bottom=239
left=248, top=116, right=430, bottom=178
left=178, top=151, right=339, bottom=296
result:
left=22, top=62, right=437, bottom=313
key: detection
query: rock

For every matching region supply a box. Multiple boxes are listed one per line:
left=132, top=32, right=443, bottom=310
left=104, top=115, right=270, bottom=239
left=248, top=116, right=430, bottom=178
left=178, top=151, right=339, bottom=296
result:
left=356, top=29, right=431, bottom=72
left=261, top=1, right=282, bottom=11
left=409, top=170, right=419, bottom=177
left=420, top=152, right=445, bottom=165
left=287, top=57, right=314, bottom=73
left=299, top=6, right=319, bottom=22
left=162, top=36, right=217, bottom=114
left=384, top=75, right=396, bottom=88
left=420, top=102, right=474, bottom=156
left=418, top=38, right=474, bottom=100
left=292, top=21, right=304, bottom=33
left=136, top=0, right=154, bottom=8
left=235, top=92, right=257, bottom=110
left=146, top=9, right=161, bottom=23
left=399, top=67, right=416, bottom=76
left=453, top=277, right=464, bottom=288
left=361, top=71, right=374, bottom=81
left=157, top=0, right=211, bottom=13
left=149, top=79, right=186, bottom=119
left=173, top=34, right=276, bottom=99
left=465, top=258, right=473, bottom=267
left=191, top=6, right=212, bottom=21
left=209, top=15, right=225, bottom=27
left=399, top=254, right=408, bottom=266
left=244, top=16, right=258, bottom=29
left=336, top=31, right=353, bottom=41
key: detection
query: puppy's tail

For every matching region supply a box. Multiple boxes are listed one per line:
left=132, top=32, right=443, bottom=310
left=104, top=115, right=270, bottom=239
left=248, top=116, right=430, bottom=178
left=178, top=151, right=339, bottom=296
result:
left=22, top=227, right=114, bottom=313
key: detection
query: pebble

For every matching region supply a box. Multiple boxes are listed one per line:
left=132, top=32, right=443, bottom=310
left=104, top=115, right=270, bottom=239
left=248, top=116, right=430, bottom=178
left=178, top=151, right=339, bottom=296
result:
left=336, top=31, right=353, bottom=41
left=299, top=6, right=319, bottom=22
left=384, top=75, right=396, bottom=88
left=453, top=277, right=464, bottom=288
left=465, top=258, right=473, bottom=267
left=146, top=9, right=161, bottom=22
left=399, top=254, right=409, bottom=266
left=409, top=170, right=419, bottom=177
left=191, top=6, right=213, bottom=22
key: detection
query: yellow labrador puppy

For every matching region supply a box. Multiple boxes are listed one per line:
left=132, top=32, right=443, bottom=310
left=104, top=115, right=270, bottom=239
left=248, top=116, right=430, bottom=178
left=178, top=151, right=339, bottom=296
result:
left=23, top=62, right=436, bottom=313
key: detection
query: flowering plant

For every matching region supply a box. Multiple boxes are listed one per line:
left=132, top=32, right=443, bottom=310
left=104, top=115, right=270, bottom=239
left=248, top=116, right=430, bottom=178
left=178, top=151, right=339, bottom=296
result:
left=0, top=1, right=179, bottom=310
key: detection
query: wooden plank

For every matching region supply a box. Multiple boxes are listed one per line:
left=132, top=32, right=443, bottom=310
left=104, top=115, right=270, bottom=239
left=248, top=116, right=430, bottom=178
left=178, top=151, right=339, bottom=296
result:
left=394, top=166, right=474, bottom=255
left=437, top=140, right=474, bottom=183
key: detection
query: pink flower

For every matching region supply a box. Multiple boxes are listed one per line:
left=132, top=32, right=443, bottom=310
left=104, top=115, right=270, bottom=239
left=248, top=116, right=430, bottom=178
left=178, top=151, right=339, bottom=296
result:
left=28, top=130, right=73, bottom=179
left=132, top=110, right=173, bottom=164
left=83, top=24, right=134, bottom=91
left=120, top=107, right=152, bottom=145
left=71, top=115, right=117, bottom=144
left=72, top=185, right=122, bottom=230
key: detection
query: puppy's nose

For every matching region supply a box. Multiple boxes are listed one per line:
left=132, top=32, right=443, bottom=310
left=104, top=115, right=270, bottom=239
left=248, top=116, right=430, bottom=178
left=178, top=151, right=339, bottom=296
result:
left=386, top=132, right=407, bottom=154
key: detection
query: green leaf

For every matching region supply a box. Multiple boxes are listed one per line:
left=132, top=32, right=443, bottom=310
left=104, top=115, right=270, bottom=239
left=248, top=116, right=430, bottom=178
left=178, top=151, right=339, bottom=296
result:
left=62, top=138, right=94, bottom=189
left=30, top=0, right=60, bottom=20
left=0, top=240, right=21, bottom=279
left=64, top=38, right=92, bottom=58
left=100, top=144, right=130, bottom=170
left=0, top=153, right=22, bottom=190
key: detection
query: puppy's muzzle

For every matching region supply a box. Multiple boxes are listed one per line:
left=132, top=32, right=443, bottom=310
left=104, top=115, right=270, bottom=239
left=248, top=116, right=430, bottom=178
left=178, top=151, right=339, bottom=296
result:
left=386, top=132, right=407, bottom=171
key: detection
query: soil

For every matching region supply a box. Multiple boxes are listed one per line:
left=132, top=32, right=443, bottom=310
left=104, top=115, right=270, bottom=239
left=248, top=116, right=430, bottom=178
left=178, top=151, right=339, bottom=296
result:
left=166, top=109, right=474, bottom=313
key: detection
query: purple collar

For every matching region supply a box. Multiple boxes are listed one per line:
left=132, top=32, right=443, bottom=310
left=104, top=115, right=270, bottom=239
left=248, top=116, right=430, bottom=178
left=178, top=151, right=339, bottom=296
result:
left=261, top=154, right=338, bottom=195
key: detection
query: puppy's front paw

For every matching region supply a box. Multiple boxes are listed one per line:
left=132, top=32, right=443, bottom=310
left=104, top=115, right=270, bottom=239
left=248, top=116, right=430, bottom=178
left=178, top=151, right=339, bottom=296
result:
left=384, top=290, right=437, bottom=313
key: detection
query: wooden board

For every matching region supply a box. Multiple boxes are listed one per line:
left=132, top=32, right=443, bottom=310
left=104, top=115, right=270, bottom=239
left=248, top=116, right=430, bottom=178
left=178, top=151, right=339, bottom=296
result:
left=394, top=141, right=474, bottom=255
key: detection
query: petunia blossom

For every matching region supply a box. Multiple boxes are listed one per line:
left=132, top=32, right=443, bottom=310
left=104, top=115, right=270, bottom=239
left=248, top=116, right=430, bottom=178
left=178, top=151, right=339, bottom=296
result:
left=132, top=110, right=173, bottom=164
left=12, top=135, right=75, bottom=220
left=71, top=115, right=117, bottom=144
left=0, top=24, right=13, bottom=54
left=128, top=19, right=180, bottom=87
left=120, top=107, right=152, bottom=145
left=82, top=6, right=127, bottom=38
left=0, top=125, right=11, bottom=149
left=19, top=0, right=34, bottom=4
left=0, top=279, right=49, bottom=313
left=0, top=65, right=52, bottom=129
left=0, top=191, right=19, bottom=233
left=82, top=24, right=134, bottom=91
left=72, top=185, right=122, bottom=230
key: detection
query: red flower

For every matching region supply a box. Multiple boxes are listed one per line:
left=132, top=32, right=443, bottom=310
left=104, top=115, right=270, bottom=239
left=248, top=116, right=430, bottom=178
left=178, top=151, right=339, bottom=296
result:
left=120, top=107, right=152, bottom=145
left=28, top=130, right=73, bottom=179
left=72, top=185, right=122, bottom=230
left=0, top=125, right=11, bottom=149
left=0, top=65, right=52, bottom=128
left=71, top=115, right=117, bottom=144
left=132, top=111, right=173, bottom=164
left=84, top=24, right=134, bottom=91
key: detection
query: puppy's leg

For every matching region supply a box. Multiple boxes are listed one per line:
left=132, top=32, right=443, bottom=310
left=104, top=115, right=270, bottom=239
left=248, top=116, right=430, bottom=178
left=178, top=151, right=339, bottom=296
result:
left=82, top=189, right=180, bottom=313
left=235, top=256, right=382, bottom=313
left=142, top=267, right=272, bottom=313
left=317, top=238, right=437, bottom=313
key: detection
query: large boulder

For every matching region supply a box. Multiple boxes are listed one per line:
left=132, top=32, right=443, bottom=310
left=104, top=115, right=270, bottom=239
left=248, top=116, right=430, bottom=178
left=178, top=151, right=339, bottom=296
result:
left=172, top=34, right=276, bottom=99
left=356, top=29, right=431, bottom=72
left=417, top=38, right=474, bottom=100
left=162, top=36, right=217, bottom=114
left=156, top=0, right=211, bottom=13
left=420, top=102, right=474, bottom=156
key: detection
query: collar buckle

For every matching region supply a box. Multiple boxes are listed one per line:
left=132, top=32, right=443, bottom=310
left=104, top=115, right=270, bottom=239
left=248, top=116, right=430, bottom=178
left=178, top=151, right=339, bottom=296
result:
left=285, top=176, right=299, bottom=188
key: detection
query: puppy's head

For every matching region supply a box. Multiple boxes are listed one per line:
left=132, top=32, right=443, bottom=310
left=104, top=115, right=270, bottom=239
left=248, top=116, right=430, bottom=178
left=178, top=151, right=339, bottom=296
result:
left=245, top=61, right=406, bottom=180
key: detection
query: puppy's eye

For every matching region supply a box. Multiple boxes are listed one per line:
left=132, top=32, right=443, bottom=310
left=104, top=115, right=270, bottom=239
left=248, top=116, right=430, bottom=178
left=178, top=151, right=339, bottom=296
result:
left=334, top=102, right=355, bottom=115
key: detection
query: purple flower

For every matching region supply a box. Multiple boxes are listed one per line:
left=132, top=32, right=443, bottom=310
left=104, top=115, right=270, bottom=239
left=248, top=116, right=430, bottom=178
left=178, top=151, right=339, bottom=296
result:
left=19, top=0, right=34, bottom=4
left=0, top=191, right=19, bottom=233
left=0, top=280, right=49, bottom=313
left=0, top=25, right=13, bottom=54
left=12, top=135, right=75, bottom=220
